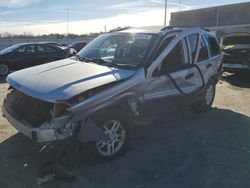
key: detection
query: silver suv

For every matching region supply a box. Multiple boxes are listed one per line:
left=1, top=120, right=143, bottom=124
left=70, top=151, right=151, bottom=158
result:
left=3, top=26, right=222, bottom=160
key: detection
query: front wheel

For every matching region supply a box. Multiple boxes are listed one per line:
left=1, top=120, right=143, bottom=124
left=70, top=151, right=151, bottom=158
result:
left=192, top=81, right=216, bottom=112
left=80, top=109, right=130, bottom=163
left=0, top=63, right=10, bottom=77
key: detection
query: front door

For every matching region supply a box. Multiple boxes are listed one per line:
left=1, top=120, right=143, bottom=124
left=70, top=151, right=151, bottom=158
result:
left=138, top=37, right=203, bottom=116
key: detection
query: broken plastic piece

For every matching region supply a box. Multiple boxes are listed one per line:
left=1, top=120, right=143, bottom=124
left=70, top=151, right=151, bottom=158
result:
left=37, top=162, right=76, bottom=186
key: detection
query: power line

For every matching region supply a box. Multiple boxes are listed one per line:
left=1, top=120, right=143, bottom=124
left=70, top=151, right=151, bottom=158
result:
left=67, top=8, right=69, bottom=36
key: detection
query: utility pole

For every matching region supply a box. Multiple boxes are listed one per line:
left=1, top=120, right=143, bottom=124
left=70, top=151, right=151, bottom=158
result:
left=164, top=0, right=167, bottom=26
left=216, top=7, right=220, bottom=27
left=67, top=8, right=69, bottom=36
left=104, top=25, right=107, bottom=33
left=179, top=0, right=182, bottom=11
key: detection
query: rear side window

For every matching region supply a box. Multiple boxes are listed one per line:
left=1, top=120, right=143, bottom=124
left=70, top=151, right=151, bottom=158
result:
left=37, top=45, right=46, bottom=52
left=205, top=34, right=220, bottom=56
left=45, top=45, right=59, bottom=53
left=26, top=45, right=36, bottom=53
left=198, top=37, right=209, bottom=62
left=187, top=34, right=199, bottom=63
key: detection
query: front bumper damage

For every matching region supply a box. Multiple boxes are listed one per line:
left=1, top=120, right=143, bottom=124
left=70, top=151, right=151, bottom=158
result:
left=2, top=96, right=108, bottom=144
left=3, top=100, right=75, bottom=143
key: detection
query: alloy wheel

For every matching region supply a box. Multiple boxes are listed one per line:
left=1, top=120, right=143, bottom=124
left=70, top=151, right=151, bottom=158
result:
left=0, top=64, right=9, bottom=76
left=96, top=120, right=126, bottom=157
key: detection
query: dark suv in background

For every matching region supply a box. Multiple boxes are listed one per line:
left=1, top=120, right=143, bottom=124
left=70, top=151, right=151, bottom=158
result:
left=222, top=33, right=250, bottom=72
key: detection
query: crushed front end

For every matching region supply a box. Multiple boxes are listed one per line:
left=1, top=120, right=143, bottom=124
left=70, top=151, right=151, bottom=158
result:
left=3, top=89, right=76, bottom=143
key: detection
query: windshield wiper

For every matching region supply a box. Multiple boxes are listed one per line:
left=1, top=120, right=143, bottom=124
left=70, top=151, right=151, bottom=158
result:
left=76, top=55, right=108, bottom=64
left=111, top=63, right=137, bottom=68
left=110, top=59, right=138, bottom=69
left=75, top=55, right=93, bottom=62
left=90, top=58, right=108, bottom=65
left=76, top=55, right=136, bottom=69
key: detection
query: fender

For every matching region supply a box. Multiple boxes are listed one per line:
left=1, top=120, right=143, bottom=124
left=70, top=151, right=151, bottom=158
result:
left=78, top=118, right=108, bottom=143
left=68, top=69, right=145, bottom=122
left=77, top=98, right=139, bottom=143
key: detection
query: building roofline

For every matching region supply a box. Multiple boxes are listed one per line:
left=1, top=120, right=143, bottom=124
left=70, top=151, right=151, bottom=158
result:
left=171, top=2, right=250, bottom=15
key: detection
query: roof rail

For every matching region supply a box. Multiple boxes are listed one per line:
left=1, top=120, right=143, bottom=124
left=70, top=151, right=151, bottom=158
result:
left=202, top=27, right=210, bottom=32
left=169, top=25, right=210, bottom=31
left=160, top=26, right=174, bottom=31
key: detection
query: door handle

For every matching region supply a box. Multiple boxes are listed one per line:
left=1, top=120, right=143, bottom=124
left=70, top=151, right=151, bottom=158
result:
left=185, top=73, right=194, bottom=80
left=206, top=63, right=212, bottom=68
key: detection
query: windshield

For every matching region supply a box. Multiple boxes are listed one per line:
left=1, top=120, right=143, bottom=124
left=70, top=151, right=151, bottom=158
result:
left=0, top=44, right=21, bottom=54
left=77, top=33, right=155, bottom=69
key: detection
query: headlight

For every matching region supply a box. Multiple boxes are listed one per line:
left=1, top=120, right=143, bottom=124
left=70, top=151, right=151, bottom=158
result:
left=56, top=93, right=93, bottom=106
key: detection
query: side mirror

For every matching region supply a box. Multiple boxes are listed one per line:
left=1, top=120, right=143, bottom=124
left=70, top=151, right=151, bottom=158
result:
left=69, top=48, right=77, bottom=57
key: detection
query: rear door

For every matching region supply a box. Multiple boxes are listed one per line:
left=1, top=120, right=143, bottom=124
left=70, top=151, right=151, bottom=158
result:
left=42, top=45, right=66, bottom=63
left=36, top=44, right=52, bottom=65
left=195, top=34, right=221, bottom=84
left=138, top=35, right=203, bottom=116
left=25, top=44, right=39, bottom=68
left=36, top=44, right=65, bottom=64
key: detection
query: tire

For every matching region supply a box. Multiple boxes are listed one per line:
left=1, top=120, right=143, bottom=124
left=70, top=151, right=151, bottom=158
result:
left=192, top=81, right=216, bottom=112
left=0, top=63, right=10, bottom=77
left=79, top=109, right=130, bottom=163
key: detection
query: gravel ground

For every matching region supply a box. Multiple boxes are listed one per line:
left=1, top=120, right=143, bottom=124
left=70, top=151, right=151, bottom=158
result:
left=0, top=72, right=249, bottom=188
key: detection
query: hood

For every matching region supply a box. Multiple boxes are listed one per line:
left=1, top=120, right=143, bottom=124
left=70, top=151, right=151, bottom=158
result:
left=7, top=58, right=136, bottom=102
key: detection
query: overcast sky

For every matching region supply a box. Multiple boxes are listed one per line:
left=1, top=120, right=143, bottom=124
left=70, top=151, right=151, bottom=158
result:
left=0, top=0, right=249, bottom=35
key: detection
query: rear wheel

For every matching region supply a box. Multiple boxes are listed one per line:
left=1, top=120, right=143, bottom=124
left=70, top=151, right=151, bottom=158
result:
left=192, top=81, right=216, bottom=112
left=0, top=63, right=10, bottom=76
left=80, top=109, right=130, bottom=163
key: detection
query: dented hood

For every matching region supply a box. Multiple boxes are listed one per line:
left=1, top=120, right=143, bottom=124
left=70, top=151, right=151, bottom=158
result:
left=7, top=58, right=136, bottom=102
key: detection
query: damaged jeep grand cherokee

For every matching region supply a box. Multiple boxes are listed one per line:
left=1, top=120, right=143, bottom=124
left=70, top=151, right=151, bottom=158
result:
left=3, top=26, right=222, bottom=160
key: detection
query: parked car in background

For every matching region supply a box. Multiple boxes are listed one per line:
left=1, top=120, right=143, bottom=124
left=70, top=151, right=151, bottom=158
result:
left=69, top=41, right=87, bottom=52
left=3, top=26, right=222, bottom=161
left=222, top=33, right=250, bottom=72
left=42, top=41, right=76, bottom=57
left=0, top=42, right=70, bottom=76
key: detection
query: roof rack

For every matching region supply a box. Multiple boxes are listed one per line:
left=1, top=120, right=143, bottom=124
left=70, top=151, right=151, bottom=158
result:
left=160, top=26, right=174, bottom=31
left=202, top=27, right=210, bottom=32
left=168, top=25, right=210, bottom=32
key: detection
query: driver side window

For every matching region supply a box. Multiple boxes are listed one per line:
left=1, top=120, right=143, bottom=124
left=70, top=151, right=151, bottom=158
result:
left=159, top=40, right=185, bottom=75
